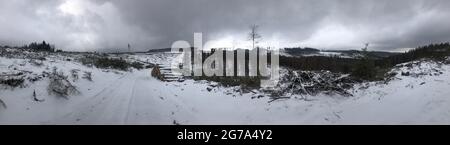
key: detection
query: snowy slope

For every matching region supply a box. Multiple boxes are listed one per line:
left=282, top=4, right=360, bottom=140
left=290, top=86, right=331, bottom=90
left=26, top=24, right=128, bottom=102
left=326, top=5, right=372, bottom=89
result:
left=1, top=53, right=450, bottom=125
left=333, top=60, right=450, bottom=124
left=0, top=56, right=125, bottom=124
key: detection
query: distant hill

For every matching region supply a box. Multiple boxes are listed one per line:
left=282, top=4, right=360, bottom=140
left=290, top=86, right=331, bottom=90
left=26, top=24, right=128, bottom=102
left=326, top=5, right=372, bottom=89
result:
left=284, top=47, right=320, bottom=55
left=323, top=50, right=401, bottom=59
left=147, top=48, right=172, bottom=53
left=283, top=47, right=400, bottom=59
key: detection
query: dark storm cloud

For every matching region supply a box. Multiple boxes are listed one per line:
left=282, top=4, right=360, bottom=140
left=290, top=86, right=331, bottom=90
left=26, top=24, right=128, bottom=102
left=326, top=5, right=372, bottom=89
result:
left=109, top=0, right=332, bottom=49
left=1, top=0, right=450, bottom=51
left=0, top=0, right=154, bottom=51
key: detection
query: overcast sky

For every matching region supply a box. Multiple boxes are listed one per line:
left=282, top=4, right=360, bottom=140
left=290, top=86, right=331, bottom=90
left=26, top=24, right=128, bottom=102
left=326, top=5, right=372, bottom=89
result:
left=1, top=0, right=449, bottom=52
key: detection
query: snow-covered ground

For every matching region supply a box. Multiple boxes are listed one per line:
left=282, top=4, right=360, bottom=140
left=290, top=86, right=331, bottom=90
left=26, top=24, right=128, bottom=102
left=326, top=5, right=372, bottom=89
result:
left=1, top=52, right=450, bottom=125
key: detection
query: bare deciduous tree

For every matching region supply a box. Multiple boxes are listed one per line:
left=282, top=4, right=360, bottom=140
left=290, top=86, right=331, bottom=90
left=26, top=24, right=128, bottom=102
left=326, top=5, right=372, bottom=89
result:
left=248, top=24, right=262, bottom=49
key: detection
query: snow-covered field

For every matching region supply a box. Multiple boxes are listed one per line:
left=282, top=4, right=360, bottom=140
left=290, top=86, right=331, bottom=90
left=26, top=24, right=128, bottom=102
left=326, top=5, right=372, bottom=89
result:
left=1, top=52, right=450, bottom=125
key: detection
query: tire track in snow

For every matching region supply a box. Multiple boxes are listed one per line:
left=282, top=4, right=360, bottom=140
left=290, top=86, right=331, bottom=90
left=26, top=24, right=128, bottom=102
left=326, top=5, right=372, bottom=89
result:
left=53, top=70, right=198, bottom=125
left=123, top=74, right=198, bottom=124
left=52, top=73, right=134, bottom=124
left=124, top=78, right=138, bottom=124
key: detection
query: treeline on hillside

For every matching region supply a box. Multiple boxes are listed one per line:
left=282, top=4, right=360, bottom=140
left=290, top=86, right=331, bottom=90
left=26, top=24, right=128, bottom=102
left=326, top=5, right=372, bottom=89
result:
left=280, top=56, right=356, bottom=74
left=281, top=42, right=450, bottom=80
left=279, top=55, right=382, bottom=80
left=284, top=47, right=320, bottom=55
left=26, top=41, right=55, bottom=52
left=376, top=42, right=450, bottom=68
left=1, top=41, right=58, bottom=52
left=176, top=43, right=450, bottom=84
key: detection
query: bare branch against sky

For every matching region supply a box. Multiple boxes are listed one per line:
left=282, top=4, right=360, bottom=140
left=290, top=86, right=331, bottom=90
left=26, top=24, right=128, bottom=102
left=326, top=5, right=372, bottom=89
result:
left=0, top=0, right=449, bottom=51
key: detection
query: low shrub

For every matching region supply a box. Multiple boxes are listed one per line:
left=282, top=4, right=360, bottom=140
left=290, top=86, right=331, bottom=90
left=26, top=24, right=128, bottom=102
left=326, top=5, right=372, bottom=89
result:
left=94, top=57, right=129, bottom=71
left=0, top=77, right=25, bottom=87
left=79, top=56, right=144, bottom=71
left=130, top=62, right=144, bottom=70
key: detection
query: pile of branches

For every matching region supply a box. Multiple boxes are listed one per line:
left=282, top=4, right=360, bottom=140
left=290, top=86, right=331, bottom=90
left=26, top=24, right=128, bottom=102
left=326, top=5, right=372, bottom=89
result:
left=275, top=70, right=360, bottom=98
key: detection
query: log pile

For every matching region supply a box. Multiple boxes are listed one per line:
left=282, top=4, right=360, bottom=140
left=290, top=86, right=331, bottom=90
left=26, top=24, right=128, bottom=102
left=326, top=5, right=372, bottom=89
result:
left=151, top=64, right=185, bottom=82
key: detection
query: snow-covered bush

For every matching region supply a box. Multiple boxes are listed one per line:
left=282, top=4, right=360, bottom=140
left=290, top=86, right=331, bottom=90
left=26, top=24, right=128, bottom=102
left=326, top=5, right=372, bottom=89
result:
left=93, top=57, right=129, bottom=71
left=0, top=73, right=26, bottom=88
left=27, top=74, right=45, bottom=83
left=145, top=63, right=156, bottom=68
left=80, top=56, right=137, bottom=71
left=71, top=69, right=80, bottom=82
left=0, top=77, right=25, bottom=88
left=82, top=71, right=93, bottom=81
left=29, top=59, right=44, bottom=67
left=47, top=67, right=79, bottom=98
left=130, top=61, right=144, bottom=70
left=79, top=56, right=95, bottom=68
